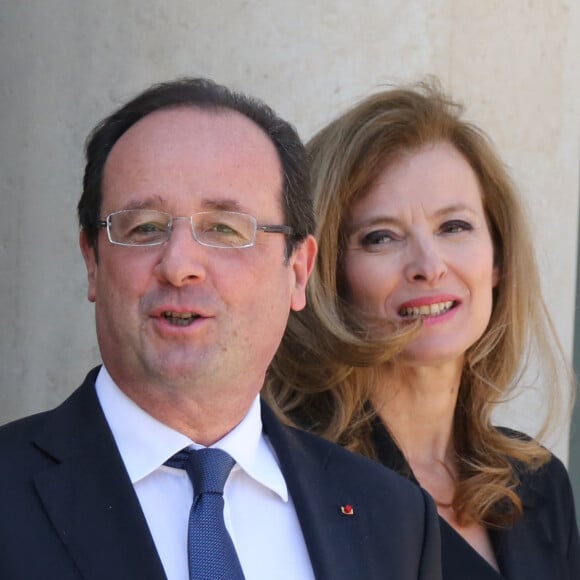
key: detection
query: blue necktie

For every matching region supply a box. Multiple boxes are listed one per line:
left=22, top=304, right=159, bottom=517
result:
left=166, top=447, right=245, bottom=580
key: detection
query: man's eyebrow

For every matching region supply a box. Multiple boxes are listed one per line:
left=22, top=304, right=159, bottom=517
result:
left=119, top=196, right=165, bottom=211
left=200, top=198, right=244, bottom=212
left=117, top=196, right=248, bottom=213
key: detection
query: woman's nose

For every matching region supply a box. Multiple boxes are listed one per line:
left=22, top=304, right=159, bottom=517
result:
left=404, top=237, right=447, bottom=284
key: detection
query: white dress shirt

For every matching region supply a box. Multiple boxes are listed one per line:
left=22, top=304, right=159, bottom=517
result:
left=95, top=366, right=314, bottom=580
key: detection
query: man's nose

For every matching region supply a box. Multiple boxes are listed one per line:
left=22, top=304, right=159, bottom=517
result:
left=404, top=236, right=447, bottom=284
left=154, top=218, right=207, bottom=286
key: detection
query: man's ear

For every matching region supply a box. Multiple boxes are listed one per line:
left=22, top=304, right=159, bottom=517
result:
left=289, top=235, right=317, bottom=312
left=79, top=230, right=98, bottom=303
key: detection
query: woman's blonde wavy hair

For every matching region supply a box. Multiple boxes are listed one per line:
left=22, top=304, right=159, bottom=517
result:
left=266, top=79, right=574, bottom=528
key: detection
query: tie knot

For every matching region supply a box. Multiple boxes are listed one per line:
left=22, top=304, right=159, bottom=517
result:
left=166, top=447, right=236, bottom=495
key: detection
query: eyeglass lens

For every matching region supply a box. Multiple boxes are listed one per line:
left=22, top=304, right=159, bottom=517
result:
left=108, top=209, right=257, bottom=248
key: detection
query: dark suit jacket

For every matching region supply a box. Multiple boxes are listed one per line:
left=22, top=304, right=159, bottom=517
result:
left=0, top=368, right=441, bottom=579
left=372, top=421, right=580, bottom=580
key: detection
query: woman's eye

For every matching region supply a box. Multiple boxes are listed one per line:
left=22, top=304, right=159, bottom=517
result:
left=440, top=220, right=473, bottom=235
left=361, top=230, right=398, bottom=246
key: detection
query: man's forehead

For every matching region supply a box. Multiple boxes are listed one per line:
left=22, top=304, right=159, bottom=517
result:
left=110, top=106, right=274, bottom=155
left=101, top=106, right=284, bottom=213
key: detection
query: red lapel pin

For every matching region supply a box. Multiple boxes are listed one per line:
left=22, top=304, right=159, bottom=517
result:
left=340, top=504, right=354, bottom=516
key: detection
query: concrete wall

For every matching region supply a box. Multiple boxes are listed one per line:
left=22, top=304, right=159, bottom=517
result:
left=1, top=1, right=579, bottom=461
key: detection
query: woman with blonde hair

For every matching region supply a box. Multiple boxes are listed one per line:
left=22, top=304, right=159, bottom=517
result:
left=266, top=81, right=580, bottom=579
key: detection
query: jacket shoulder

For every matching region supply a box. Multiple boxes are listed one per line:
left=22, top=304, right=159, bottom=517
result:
left=0, top=367, right=102, bottom=466
left=275, top=416, right=431, bottom=500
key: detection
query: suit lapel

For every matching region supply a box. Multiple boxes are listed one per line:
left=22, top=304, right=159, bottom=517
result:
left=32, top=368, right=167, bottom=580
left=261, top=402, right=381, bottom=580
left=494, top=505, right=562, bottom=579
left=492, top=466, right=570, bottom=580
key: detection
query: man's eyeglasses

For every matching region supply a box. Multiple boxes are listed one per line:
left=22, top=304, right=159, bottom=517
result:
left=98, top=209, right=294, bottom=249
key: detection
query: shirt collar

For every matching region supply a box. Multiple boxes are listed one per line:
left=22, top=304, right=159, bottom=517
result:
left=95, top=366, right=288, bottom=501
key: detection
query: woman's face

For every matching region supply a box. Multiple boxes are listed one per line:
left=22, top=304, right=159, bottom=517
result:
left=343, top=141, right=498, bottom=367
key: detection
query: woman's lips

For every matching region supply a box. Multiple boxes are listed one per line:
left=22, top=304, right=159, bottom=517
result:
left=398, top=300, right=457, bottom=319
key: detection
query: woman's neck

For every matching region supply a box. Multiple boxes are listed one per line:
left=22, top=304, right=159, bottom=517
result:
left=372, top=361, right=462, bottom=467
left=372, top=360, right=500, bottom=572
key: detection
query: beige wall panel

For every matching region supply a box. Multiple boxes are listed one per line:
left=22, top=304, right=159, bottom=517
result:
left=1, top=0, right=578, bottom=460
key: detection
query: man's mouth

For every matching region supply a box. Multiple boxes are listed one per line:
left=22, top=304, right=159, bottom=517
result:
left=162, top=311, right=201, bottom=326
left=399, top=300, right=456, bottom=320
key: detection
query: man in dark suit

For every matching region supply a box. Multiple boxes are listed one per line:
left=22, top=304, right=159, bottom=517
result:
left=0, top=78, right=441, bottom=580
